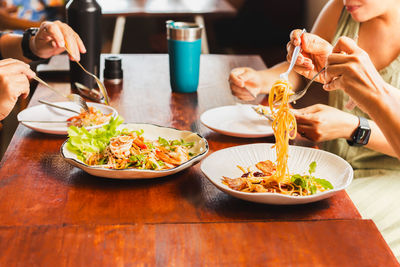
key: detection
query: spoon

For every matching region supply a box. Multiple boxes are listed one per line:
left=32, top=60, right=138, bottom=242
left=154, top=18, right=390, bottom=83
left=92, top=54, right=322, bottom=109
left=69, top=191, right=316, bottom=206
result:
left=64, top=44, right=110, bottom=105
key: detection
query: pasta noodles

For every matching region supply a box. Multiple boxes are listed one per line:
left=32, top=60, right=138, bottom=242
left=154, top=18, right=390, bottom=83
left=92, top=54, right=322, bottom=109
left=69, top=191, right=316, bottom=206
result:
left=268, top=79, right=297, bottom=183
left=222, top=79, right=333, bottom=196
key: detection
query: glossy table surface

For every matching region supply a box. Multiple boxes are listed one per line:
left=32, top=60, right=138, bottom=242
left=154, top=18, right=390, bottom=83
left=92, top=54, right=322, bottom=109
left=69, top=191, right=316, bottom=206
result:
left=0, top=54, right=397, bottom=266
left=97, top=0, right=236, bottom=17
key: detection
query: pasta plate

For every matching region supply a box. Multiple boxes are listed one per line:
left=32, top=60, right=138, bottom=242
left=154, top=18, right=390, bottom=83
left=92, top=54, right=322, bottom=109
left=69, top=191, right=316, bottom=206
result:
left=200, top=143, right=353, bottom=205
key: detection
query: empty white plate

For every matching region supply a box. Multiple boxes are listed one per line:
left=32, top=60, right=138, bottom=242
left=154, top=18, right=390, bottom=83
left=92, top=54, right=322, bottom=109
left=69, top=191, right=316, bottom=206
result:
left=200, top=143, right=353, bottom=205
left=200, top=104, right=273, bottom=138
left=17, top=102, right=118, bottom=135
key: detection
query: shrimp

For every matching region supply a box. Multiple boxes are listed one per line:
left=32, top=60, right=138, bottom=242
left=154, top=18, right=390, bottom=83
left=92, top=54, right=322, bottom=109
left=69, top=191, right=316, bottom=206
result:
left=255, top=160, right=276, bottom=175
left=132, top=135, right=147, bottom=149
left=222, top=177, right=247, bottom=191
left=109, top=135, right=134, bottom=158
left=156, top=146, right=190, bottom=166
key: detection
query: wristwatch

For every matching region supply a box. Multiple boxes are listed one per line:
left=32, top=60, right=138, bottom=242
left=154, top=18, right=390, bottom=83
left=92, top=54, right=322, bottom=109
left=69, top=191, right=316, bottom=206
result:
left=347, top=116, right=371, bottom=146
left=21, top=27, right=45, bottom=61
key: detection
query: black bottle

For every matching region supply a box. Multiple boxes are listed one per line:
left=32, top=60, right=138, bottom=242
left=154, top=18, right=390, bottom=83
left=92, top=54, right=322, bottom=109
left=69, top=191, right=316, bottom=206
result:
left=66, top=0, right=102, bottom=90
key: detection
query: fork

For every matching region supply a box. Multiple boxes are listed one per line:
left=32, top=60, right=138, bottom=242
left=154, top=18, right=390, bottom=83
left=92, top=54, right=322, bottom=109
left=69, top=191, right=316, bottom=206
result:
left=64, top=44, right=110, bottom=105
left=38, top=99, right=80, bottom=114
left=251, top=105, right=273, bottom=122
left=279, top=28, right=306, bottom=81
left=33, top=75, right=89, bottom=112
left=275, top=67, right=326, bottom=105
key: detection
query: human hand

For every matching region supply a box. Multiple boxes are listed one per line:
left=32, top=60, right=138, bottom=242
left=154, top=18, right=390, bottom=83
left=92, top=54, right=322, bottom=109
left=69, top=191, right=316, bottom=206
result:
left=287, top=29, right=332, bottom=83
left=229, top=67, right=264, bottom=101
left=30, top=21, right=86, bottom=61
left=0, top=59, right=35, bottom=120
left=323, top=36, right=385, bottom=112
left=293, top=104, right=358, bottom=142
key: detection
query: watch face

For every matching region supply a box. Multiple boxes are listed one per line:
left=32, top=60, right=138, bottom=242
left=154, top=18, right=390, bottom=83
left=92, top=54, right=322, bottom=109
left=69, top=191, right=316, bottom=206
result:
left=355, top=126, right=371, bottom=145
left=28, top=28, right=39, bottom=35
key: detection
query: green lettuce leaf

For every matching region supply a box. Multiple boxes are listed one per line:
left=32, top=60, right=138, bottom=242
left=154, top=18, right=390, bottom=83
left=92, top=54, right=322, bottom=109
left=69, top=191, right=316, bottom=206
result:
left=291, top=161, right=334, bottom=195
left=308, top=161, right=317, bottom=175
left=66, top=116, right=124, bottom=161
left=291, top=174, right=307, bottom=188
left=313, top=178, right=334, bottom=189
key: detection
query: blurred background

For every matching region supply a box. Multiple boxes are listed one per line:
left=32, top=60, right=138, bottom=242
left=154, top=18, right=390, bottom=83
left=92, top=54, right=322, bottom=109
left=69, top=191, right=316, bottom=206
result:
left=100, top=0, right=327, bottom=65
left=0, top=0, right=328, bottom=159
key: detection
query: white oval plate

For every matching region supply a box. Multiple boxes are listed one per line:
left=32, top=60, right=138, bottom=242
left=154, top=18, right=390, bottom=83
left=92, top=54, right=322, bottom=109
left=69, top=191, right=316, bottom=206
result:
left=200, top=143, right=353, bottom=205
left=61, top=123, right=209, bottom=179
left=200, top=104, right=273, bottom=138
left=17, top=102, right=118, bottom=135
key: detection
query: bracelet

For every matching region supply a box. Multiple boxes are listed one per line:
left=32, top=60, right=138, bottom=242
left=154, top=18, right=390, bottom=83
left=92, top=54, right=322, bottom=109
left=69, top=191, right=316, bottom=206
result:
left=21, top=28, right=45, bottom=61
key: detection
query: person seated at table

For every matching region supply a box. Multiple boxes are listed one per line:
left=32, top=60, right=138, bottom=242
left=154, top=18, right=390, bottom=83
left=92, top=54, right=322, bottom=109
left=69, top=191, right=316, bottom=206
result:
left=0, top=20, right=86, bottom=120
left=322, top=37, right=400, bottom=160
left=229, top=0, right=400, bottom=259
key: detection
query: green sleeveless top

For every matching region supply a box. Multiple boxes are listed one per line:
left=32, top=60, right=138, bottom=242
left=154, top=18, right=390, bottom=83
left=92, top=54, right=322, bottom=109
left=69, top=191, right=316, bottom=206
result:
left=323, top=9, right=400, bottom=178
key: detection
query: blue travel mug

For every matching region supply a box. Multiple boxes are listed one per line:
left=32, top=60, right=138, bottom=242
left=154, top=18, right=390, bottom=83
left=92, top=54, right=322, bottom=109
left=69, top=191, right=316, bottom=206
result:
left=167, top=21, right=203, bottom=93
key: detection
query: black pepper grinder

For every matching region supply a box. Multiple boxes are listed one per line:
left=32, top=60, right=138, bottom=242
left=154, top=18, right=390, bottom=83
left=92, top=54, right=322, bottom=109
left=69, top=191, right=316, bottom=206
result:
left=66, top=0, right=102, bottom=90
left=103, top=56, right=123, bottom=98
left=104, top=56, right=123, bottom=84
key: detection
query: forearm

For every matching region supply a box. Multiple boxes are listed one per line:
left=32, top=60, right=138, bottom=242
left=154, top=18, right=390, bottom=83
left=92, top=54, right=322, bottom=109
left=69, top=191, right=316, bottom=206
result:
left=366, top=86, right=400, bottom=158
left=0, top=13, right=40, bottom=31
left=338, top=111, right=397, bottom=157
left=340, top=80, right=400, bottom=158
left=365, top=120, right=397, bottom=158
left=373, top=112, right=400, bottom=159
left=258, top=62, right=304, bottom=94
left=0, top=33, right=30, bottom=62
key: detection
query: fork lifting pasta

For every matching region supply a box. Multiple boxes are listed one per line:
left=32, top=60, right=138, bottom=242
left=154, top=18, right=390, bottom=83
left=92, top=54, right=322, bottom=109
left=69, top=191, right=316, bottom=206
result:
left=223, top=79, right=333, bottom=196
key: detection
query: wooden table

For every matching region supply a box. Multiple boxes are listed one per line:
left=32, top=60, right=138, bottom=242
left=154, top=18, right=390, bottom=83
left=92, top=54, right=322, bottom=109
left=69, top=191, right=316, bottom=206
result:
left=0, top=54, right=397, bottom=266
left=97, top=0, right=237, bottom=54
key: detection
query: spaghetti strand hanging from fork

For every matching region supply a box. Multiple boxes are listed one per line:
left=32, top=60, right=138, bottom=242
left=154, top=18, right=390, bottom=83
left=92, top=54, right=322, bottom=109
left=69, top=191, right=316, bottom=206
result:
left=268, top=79, right=297, bottom=183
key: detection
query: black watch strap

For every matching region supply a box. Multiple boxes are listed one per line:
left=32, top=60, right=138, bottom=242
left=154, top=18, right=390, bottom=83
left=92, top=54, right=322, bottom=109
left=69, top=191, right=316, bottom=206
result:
left=347, top=116, right=371, bottom=146
left=22, top=28, right=45, bottom=61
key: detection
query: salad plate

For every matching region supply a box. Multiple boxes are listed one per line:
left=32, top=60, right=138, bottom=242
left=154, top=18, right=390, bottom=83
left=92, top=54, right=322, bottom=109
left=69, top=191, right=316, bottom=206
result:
left=200, top=104, right=273, bottom=138
left=200, top=143, right=353, bottom=205
left=61, top=122, right=209, bottom=179
left=18, top=102, right=117, bottom=135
